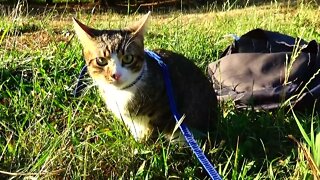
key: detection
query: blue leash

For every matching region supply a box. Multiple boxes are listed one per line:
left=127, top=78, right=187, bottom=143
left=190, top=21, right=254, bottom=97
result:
left=73, top=50, right=222, bottom=179
left=144, top=50, right=221, bottom=180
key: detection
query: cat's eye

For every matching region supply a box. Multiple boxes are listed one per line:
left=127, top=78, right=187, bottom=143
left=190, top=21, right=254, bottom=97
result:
left=122, top=55, right=134, bottom=65
left=95, top=57, right=108, bottom=66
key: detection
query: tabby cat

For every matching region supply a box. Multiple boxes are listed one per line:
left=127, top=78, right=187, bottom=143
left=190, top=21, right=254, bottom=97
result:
left=73, top=12, right=217, bottom=142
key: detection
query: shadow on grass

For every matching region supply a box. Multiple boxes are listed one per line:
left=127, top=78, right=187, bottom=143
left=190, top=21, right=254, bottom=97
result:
left=0, top=64, right=81, bottom=179
left=213, top=105, right=318, bottom=177
left=0, top=65, right=34, bottom=179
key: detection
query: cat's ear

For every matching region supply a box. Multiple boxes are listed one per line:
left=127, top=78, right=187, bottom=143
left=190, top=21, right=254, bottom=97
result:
left=72, top=18, right=99, bottom=48
left=126, top=11, right=151, bottom=37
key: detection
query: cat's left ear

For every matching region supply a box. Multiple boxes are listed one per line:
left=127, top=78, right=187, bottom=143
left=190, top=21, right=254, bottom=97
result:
left=126, top=11, right=151, bottom=37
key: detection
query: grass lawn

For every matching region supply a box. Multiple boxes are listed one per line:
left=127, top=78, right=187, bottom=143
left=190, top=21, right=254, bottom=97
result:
left=0, top=1, right=319, bottom=179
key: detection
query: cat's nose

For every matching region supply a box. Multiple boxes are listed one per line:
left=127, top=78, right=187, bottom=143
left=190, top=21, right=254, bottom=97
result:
left=111, top=73, right=121, bottom=81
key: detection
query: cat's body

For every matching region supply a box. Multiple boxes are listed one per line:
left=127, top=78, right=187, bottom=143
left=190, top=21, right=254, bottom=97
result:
left=73, top=12, right=217, bottom=142
left=101, top=49, right=218, bottom=140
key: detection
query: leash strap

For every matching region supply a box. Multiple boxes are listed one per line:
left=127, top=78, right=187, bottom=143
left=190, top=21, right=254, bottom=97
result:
left=73, top=65, right=88, bottom=97
left=144, top=50, right=221, bottom=180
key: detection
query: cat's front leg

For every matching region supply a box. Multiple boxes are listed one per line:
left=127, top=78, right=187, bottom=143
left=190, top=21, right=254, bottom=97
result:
left=122, top=116, right=152, bottom=141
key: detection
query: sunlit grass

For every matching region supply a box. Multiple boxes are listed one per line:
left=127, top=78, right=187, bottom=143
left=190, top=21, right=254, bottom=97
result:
left=0, top=1, right=319, bottom=179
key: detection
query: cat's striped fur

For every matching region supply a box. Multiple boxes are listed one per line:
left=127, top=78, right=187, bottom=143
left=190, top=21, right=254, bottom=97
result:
left=73, top=12, right=217, bottom=142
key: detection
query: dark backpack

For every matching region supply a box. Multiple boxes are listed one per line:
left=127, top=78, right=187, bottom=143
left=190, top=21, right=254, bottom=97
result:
left=208, top=28, right=320, bottom=111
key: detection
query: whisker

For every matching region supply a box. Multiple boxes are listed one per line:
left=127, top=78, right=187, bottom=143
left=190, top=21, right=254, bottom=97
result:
left=71, top=76, right=96, bottom=97
left=79, top=83, right=97, bottom=97
left=121, top=33, right=129, bottom=50
left=124, top=35, right=136, bottom=51
left=77, top=77, right=93, bottom=81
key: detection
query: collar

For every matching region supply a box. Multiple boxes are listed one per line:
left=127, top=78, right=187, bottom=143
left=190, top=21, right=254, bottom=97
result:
left=121, top=63, right=146, bottom=90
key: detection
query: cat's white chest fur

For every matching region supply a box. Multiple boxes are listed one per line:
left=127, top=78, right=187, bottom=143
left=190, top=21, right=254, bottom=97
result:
left=99, top=84, right=151, bottom=141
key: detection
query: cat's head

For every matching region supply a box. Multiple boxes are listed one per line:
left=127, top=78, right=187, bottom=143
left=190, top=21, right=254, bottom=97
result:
left=73, top=12, right=150, bottom=89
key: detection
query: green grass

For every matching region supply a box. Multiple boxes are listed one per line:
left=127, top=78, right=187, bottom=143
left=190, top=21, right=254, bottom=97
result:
left=1, top=1, right=320, bottom=179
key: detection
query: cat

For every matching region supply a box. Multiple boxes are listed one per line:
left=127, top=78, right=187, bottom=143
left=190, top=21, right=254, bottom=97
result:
left=73, top=12, right=218, bottom=142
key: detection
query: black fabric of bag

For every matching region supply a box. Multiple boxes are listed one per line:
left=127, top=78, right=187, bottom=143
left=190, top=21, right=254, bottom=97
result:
left=208, top=28, right=320, bottom=111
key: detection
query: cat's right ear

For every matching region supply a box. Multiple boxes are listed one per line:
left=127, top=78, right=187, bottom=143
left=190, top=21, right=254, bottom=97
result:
left=125, top=11, right=151, bottom=37
left=72, top=18, right=98, bottom=48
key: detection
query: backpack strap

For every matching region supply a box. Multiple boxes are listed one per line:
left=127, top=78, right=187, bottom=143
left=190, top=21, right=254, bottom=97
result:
left=220, top=28, right=307, bottom=57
